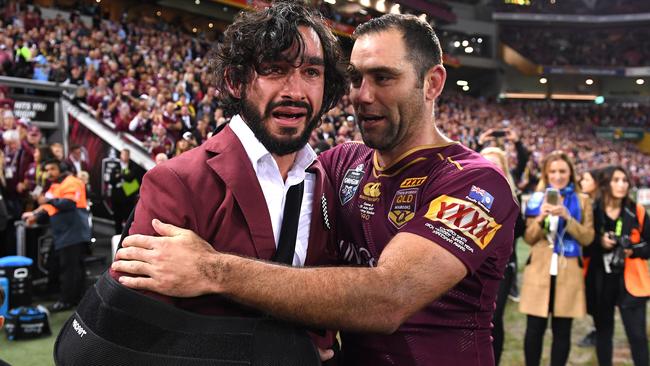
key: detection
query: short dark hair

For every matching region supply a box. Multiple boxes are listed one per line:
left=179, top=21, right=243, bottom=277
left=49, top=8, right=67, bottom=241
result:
left=353, top=14, right=442, bottom=83
left=43, top=158, right=61, bottom=169
left=211, top=0, right=348, bottom=116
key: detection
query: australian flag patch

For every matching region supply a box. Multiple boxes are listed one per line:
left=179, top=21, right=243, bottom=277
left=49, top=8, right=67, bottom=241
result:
left=467, top=185, right=494, bottom=211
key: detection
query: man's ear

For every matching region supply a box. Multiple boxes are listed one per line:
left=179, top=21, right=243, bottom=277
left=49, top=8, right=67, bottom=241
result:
left=225, top=68, right=242, bottom=99
left=423, top=64, right=446, bottom=102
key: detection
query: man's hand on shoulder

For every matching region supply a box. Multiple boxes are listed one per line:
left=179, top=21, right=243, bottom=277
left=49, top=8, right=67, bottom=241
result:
left=112, top=219, right=224, bottom=297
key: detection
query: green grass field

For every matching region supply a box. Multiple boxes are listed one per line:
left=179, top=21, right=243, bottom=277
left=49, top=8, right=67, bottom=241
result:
left=0, top=241, right=647, bottom=365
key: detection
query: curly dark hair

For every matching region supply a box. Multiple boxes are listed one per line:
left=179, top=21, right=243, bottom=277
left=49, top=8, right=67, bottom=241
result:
left=211, top=1, right=348, bottom=116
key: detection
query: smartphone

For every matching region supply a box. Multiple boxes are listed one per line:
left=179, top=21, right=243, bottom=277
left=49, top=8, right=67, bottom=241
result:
left=491, top=130, right=506, bottom=138
left=545, top=188, right=560, bottom=206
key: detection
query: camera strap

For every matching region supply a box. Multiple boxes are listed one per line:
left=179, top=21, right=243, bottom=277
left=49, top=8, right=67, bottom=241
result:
left=273, top=182, right=305, bottom=265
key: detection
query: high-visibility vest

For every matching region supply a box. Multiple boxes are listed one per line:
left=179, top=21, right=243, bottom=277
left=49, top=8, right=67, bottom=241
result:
left=624, top=204, right=650, bottom=298
left=41, top=175, right=88, bottom=217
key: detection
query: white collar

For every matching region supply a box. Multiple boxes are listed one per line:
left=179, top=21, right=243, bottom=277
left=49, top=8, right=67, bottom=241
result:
left=229, top=115, right=316, bottom=183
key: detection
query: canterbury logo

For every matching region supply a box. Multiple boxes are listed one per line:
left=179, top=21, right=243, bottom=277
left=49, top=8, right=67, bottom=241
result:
left=424, top=195, right=501, bottom=249
left=400, top=177, right=427, bottom=188
left=362, top=182, right=381, bottom=198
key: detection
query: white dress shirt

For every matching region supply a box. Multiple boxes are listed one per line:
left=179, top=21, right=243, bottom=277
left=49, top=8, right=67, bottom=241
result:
left=229, top=115, right=315, bottom=266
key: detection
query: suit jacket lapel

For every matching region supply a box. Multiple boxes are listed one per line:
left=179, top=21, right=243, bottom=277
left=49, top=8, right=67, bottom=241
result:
left=204, top=126, right=276, bottom=260
left=305, top=160, right=335, bottom=265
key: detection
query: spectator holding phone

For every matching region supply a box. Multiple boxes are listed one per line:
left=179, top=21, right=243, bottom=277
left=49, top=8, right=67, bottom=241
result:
left=477, top=128, right=530, bottom=181
left=586, top=166, right=650, bottom=366
left=519, top=150, right=594, bottom=366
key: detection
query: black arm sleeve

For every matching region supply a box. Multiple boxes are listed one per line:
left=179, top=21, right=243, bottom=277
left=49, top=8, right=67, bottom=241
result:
left=47, top=198, right=76, bottom=212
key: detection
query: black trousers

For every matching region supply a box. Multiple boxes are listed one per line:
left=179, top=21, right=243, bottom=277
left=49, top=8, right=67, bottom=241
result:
left=524, top=276, right=573, bottom=366
left=593, top=274, right=649, bottom=366
left=112, top=193, right=137, bottom=235
left=57, top=243, right=86, bottom=304
left=492, top=262, right=515, bottom=366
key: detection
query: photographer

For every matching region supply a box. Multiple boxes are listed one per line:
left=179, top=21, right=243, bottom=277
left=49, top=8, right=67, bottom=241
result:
left=519, top=151, right=594, bottom=366
left=586, top=165, right=650, bottom=366
left=477, top=127, right=530, bottom=186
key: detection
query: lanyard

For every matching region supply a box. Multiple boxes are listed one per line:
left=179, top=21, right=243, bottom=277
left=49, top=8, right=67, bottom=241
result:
left=615, top=217, right=623, bottom=237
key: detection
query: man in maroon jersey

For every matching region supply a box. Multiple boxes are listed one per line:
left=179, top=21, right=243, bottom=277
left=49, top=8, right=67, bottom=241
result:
left=114, top=14, right=518, bottom=365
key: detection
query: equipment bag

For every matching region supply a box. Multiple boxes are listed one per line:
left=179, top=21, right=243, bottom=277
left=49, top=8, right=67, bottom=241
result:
left=5, top=305, right=51, bottom=340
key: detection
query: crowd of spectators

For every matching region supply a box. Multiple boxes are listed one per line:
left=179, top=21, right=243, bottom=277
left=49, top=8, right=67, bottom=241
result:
left=0, top=93, right=93, bottom=254
left=1, top=3, right=649, bottom=206
left=500, top=25, right=650, bottom=67
left=0, top=3, right=215, bottom=158
left=437, top=93, right=650, bottom=190
left=494, top=0, right=650, bottom=15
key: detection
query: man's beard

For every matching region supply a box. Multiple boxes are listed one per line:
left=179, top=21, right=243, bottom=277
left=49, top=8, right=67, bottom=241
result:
left=359, top=115, right=400, bottom=151
left=241, top=97, right=319, bottom=156
left=357, top=91, right=424, bottom=152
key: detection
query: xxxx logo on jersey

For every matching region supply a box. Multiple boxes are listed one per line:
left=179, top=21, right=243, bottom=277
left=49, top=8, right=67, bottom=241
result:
left=400, top=176, right=427, bottom=188
left=424, top=195, right=501, bottom=249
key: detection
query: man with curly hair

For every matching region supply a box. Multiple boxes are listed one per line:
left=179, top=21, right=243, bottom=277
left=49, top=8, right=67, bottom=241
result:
left=110, top=0, right=347, bottom=362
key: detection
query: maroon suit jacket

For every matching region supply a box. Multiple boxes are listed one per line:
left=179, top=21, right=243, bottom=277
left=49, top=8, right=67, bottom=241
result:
left=112, top=125, right=339, bottom=346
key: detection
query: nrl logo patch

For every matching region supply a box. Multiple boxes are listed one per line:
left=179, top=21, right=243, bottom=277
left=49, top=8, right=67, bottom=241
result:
left=388, top=188, right=418, bottom=228
left=339, top=164, right=364, bottom=205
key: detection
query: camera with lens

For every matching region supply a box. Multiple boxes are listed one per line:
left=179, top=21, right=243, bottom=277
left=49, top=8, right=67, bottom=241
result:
left=609, top=234, right=631, bottom=273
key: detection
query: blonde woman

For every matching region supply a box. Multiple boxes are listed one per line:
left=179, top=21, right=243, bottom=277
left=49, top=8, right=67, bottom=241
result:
left=481, top=147, right=525, bottom=366
left=520, top=151, right=595, bottom=366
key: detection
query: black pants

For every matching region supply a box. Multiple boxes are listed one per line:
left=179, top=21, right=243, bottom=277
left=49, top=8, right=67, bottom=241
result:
left=524, top=276, right=573, bottom=366
left=594, top=298, right=648, bottom=366
left=112, top=194, right=136, bottom=235
left=57, top=243, right=86, bottom=304
left=492, top=262, right=515, bottom=366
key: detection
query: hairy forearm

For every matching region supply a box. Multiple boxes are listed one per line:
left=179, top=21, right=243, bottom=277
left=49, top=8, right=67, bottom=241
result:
left=207, top=236, right=464, bottom=334
left=211, top=254, right=409, bottom=333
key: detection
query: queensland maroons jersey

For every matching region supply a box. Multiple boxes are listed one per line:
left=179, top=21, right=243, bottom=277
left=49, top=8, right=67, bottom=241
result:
left=318, top=142, right=518, bottom=366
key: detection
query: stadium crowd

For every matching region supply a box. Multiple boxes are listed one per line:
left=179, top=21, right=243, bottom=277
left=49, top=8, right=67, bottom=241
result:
left=0, top=2, right=648, bottom=221
left=494, top=0, right=650, bottom=15
left=0, top=3, right=650, bottom=363
left=500, top=25, right=650, bottom=67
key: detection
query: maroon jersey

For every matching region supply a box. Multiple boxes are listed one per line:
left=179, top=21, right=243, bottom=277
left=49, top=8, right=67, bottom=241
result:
left=319, top=142, right=518, bottom=366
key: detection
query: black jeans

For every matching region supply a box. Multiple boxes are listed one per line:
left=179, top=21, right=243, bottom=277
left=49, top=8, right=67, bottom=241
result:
left=524, top=276, right=573, bottom=366
left=57, top=243, right=86, bottom=304
left=595, top=301, right=648, bottom=366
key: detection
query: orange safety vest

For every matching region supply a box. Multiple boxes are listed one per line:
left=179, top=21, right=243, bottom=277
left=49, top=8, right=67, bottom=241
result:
left=41, top=175, right=88, bottom=217
left=624, top=204, right=650, bottom=298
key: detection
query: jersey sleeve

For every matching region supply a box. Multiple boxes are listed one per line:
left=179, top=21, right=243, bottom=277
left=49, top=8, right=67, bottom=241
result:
left=401, top=166, right=518, bottom=275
